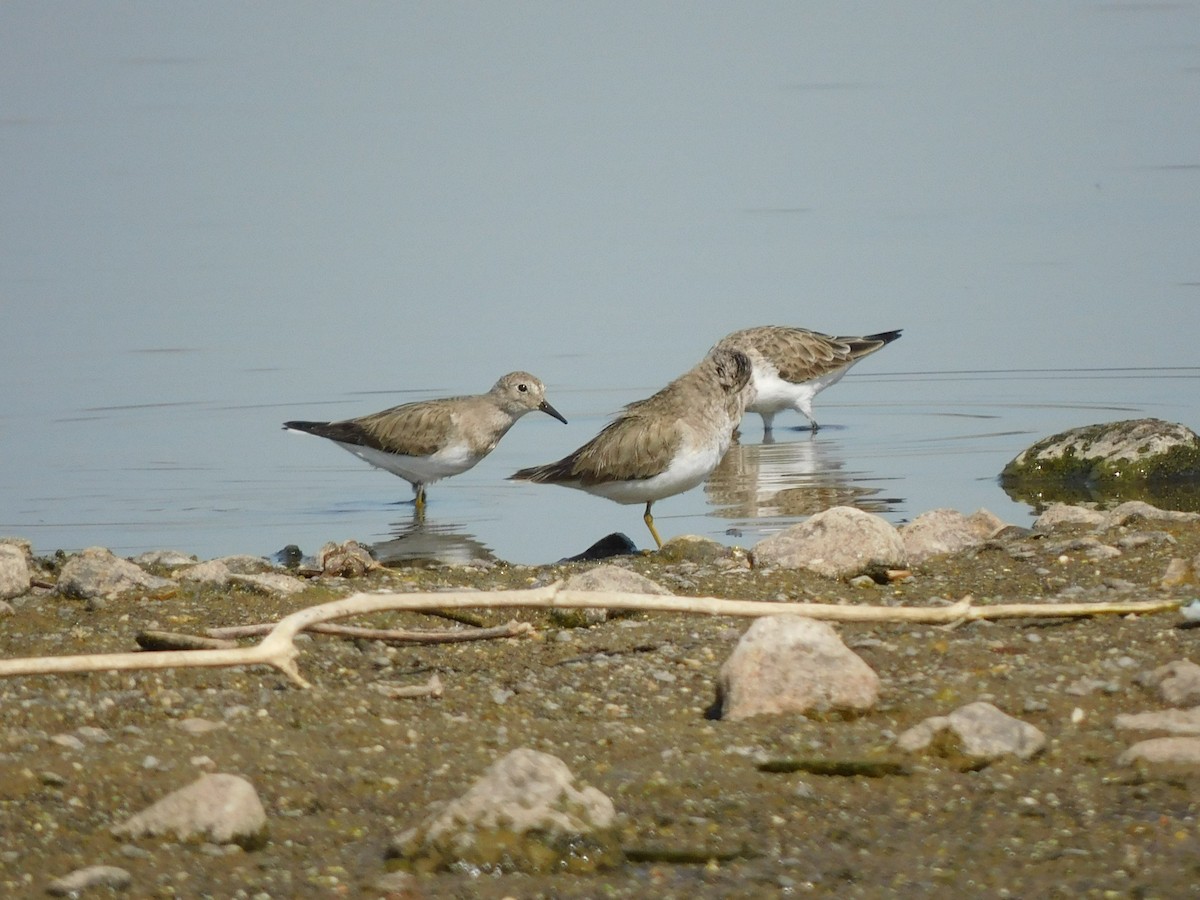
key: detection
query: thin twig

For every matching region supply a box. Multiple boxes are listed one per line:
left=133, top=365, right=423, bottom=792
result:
left=0, top=584, right=1182, bottom=689
left=207, top=619, right=532, bottom=644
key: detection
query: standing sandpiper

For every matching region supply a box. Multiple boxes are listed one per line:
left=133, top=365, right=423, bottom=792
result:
left=714, top=326, right=902, bottom=436
left=284, top=372, right=566, bottom=515
left=510, top=348, right=752, bottom=549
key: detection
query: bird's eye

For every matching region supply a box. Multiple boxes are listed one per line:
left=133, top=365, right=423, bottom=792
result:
left=518, top=383, right=529, bottom=393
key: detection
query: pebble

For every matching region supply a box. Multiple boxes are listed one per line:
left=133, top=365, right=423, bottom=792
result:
left=716, top=616, right=880, bottom=720
left=112, top=773, right=268, bottom=848
left=46, top=865, right=132, bottom=896
left=389, top=747, right=619, bottom=873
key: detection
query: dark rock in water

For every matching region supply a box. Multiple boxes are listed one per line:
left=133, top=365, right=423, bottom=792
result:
left=561, top=532, right=638, bottom=562
left=1001, top=418, right=1200, bottom=511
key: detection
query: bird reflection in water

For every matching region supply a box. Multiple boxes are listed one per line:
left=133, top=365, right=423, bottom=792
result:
left=371, top=518, right=497, bottom=567
left=706, top=432, right=901, bottom=533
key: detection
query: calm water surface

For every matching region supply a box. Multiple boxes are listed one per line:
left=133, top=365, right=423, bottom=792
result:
left=3, top=364, right=1195, bottom=565
left=1, top=4, right=1198, bottom=564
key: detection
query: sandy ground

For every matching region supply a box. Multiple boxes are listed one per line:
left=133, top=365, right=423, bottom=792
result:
left=2, top=516, right=1200, bottom=898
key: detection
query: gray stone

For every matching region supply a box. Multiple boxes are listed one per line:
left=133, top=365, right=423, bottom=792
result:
left=555, top=565, right=671, bottom=626
left=751, top=506, right=907, bottom=579
left=1137, top=659, right=1200, bottom=707
left=133, top=549, right=197, bottom=568
left=897, top=701, right=1046, bottom=763
left=111, top=773, right=267, bottom=848
left=1003, top=418, right=1200, bottom=484
left=1118, top=736, right=1200, bottom=768
left=1034, top=504, right=1108, bottom=531
left=390, top=748, right=619, bottom=874
left=176, top=559, right=233, bottom=585
left=56, top=547, right=176, bottom=600
left=716, top=615, right=880, bottom=720
left=46, top=864, right=132, bottom=895
left=1107, top=500, right=1200, bottom=526
left=1115, top=708, right=1200, bottom=735
left=901, top=508, right=1005, bottom=563
left=0, top=543, right=31, bottom=601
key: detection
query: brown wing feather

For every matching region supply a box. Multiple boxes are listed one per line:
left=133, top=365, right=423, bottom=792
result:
left=515, top=411, right=683, bottom=485
left=288, top=400, right=457, bottom=458
left=721, top=326, right=901, bottom=385
left=350, top=400, right=456, bottom=457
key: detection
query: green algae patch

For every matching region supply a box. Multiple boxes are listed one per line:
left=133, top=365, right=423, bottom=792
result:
left=1001, top=418, right=1200, bottom=510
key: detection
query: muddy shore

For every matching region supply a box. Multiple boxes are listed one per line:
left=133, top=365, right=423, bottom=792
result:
left=3, top=513, right=1200, bottom=898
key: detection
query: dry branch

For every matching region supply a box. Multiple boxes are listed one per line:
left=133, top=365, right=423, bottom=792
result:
left=207, top=619, right=532, bottom=644
left=0, top=584, right=1182, bottom=689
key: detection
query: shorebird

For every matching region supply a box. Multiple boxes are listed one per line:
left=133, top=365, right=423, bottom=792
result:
left=284, top=372, right=566, bottom=516
left=510, top=348, right=753, bottom=549
left=714, top=326, right=902, bottom=435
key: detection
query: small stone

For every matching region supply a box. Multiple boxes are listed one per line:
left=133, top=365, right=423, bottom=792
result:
left=1115, top=708, right=1200, bottom=735
left=555, top=565, right=671, bottom=626
left=46, top=864, right=132, bottom=896
left=133, top=549, right=197, bottom=569
left=56, top=547, right=176, bottom=600
left=75, top=726, right=111, bottom=744
left=175, top=559, right=233, bottom=585
left=751, top=507, right=907, bottom=579
left=1034, top=504, right=1108, bottom=531
left=1118, top=736, right=1200, bottom=768
left=900, top=508, right=990, bottom=563
left=112, top=773, right=267, bottom=848
left=1137, top=660, right=1200, bottom=707
left=897, top=701, right=1046, bottom=763
left=0, top=543, right=32, bottom=600
left=716, top=616, right=880, bottom=720
left=389, top=748, right=619, bottom=874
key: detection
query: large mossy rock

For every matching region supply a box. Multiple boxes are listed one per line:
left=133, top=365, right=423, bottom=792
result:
left=1001, top=418, right=1200, bottom=511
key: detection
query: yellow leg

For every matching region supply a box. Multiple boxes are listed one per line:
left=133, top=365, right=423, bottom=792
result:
left=414, top=485, right=427, bottom=520
left=643, top=501, right=663, bottom=550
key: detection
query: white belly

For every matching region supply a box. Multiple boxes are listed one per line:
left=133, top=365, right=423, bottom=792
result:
left=335, top=440, right=477, bottom=486
left=578, top=433, right=729, bottom=505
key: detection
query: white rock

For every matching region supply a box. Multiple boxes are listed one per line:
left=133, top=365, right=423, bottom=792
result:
left=56, top=547, right=176, bottom=599
left=1137, top=659, right=1200, bottom=707
left=1115, top=708, right=1200, bottom=735
left=556, top=565, right=671, bottom=625
left=391, top=748, right=619, bottom=873
left=1107, top=501, right=1200, bottom=526
left=111, top=773, right=267, bottom=847
left=133, top=549, right=197, bottom=568
left=1118, top=736, right=1200, bottom=767
left=0, top=543, right=31, bottom=600
left=1034, top=504, right=1107, bottom=531
left=46, top=865, right=132, bottom=896
left=176, top=559, right=233, bottom=584
left=717, top=615, right=880, bottom=720
left=897, top=701, right=1046, bottom=762
left=751, top=506, right=907, bottom=578
left=900, top=508, right=997, bottom=563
